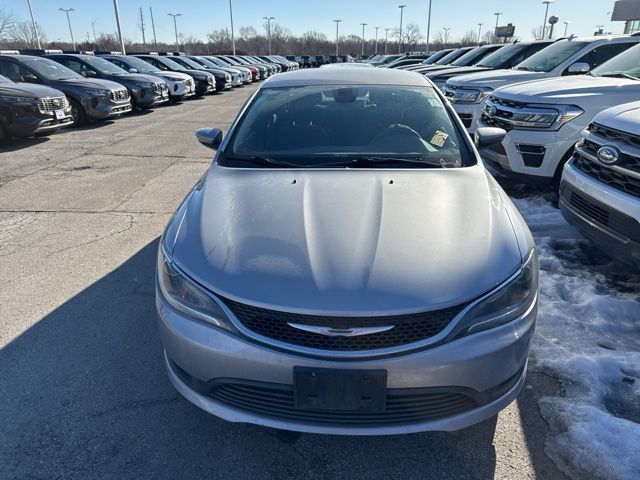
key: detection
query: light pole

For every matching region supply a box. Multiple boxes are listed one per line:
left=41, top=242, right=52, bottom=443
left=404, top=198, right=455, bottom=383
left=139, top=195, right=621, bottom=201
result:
left=149, top=7, right=157, bottom=49
left=112, top=0, right=126, bottom=54
left=542, top=1, right=555, bottom=39
left=563, top=20, right=570, bottom=36
left=333, top=19, right=341, bottom=56
left=398, top=5, right=406, bottom=54
left=26, top=0, right=41, bottom=49
left=91, top=19, right=97, bottom=43
left=229, top=0, right=236, bottom=55
left=477, top=23, right=483, bottom=45
left=426, top=0, right=433, bottom=53
left=384, top=28, right=390, bottom=54
left=263, top=16, right=275, bottom=55
left=168, top=13, right=182, bottom=51
left=494, top=12, right=502, bottom=42
left=442, top=27, right=450, bottom=49
left=375, top=26, right=379, bottom=54
left=59, top=8, right=75, bottom=50
left=360, top=23, right=367, bottom=57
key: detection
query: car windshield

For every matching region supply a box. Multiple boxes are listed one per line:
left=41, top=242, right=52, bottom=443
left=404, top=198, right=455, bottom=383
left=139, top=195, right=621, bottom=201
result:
left=115, top=56, right=158, bottom=73
left=436, top=49, right=468, bottom=65
left=515, top=40, right=588, bottom=72
left=154, top=56, right=187, bottom=71
left=194, top=57, right=219, bottom=69
left=476, top=43, right=527, bottom=68
left=451, top=47, right=491, bottom=66
left=82, top=56, right=128, bottom=75
left=23, top=58, right=82, bottom=80
left=421, top=51, right=449, bottom=65
left=591, top=44, right=640, bottom=79
left=223, top=56, right=242, bottom=66
left=225, top=85, right=472, bottom=168
left=0, top=74, right=12, bottom=83
left=232, top=57, right=251, bottom=64
left=173, top=57, right=204, bottom=70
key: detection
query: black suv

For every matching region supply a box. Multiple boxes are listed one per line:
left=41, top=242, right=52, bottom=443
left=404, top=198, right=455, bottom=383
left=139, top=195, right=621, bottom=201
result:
left=166, top=55, right=231, bottom=92
left=132, top=54, right=216, bottom=97
left=46, top=53, right=169, bottom=110
left=0, top=53, right=131, bottom=125
left=0, top=73, right=72, bottom=141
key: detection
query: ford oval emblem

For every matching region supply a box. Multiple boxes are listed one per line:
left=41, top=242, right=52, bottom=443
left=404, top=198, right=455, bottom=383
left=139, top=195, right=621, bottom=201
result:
left=597, top=145, right=620, bottom=165
left=486, top=105, right=497, bottom=116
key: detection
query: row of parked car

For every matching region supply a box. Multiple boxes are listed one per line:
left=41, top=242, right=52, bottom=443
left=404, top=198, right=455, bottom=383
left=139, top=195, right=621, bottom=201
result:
left=285, top=55, right=355, bottom=68
left=367, top=34, right=640, bottom=266
left=0, top=50, right=300, bottom=142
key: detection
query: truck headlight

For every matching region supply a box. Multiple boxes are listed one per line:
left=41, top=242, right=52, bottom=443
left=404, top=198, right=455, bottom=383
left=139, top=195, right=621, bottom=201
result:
left=445, top=86, right=493, bottom=104
left=157, top=246, right=237, bottom=333
left=448, top=250, right=538, bottom=339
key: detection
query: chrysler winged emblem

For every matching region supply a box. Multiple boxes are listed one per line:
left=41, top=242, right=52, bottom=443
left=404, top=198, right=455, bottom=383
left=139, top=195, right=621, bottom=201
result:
left=287, top=323, right=394, bottom=337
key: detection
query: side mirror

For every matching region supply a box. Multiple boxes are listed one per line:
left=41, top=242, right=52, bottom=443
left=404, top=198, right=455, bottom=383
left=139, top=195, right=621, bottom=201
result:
left=22, top=74, right=40, bottom=84
left=128, top=68, right=138, bottom=73
left=195, top=127, right=223, bottom=149
left=474, top=127, right=506, bottom=148
left=83, top=70, right=98, bottom=78
left=567, top=62, right=590, bottom=75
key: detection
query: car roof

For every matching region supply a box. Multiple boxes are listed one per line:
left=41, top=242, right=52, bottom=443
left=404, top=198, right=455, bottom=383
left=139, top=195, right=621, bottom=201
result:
left=262, top=67, right=431, bottom=88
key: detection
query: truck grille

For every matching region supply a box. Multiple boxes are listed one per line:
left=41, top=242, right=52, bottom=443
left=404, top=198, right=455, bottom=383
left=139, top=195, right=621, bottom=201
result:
left=110, top=89, right=130, bottom=102
left=220, top=296, right=466, bottom=351
left=573, top=154, right=640, bottom=199
left=154, top=82, right=168, bottom=94
left=38, top=96, right=69, bottom=112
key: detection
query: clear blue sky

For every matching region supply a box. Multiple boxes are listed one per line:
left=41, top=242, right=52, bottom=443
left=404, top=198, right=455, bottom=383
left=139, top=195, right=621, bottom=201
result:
left=4, top=0, right=622, bottom=44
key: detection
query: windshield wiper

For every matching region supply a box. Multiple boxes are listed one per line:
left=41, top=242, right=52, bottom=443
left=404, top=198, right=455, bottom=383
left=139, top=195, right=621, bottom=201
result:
left=515, top=66, right=536, bottom=72
left=600, top=72, right=640, bottom=81
left=308, top=157, right=445, bottom=168
left=223, top=155, right=305, bottom=168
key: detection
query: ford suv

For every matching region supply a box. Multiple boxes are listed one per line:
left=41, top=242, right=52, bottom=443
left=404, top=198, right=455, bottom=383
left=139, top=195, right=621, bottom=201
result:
left=0, top=53, right=131, bottom=125
left=560, top=102, right=640, bottom=266
left=445, top=35, right=640, bottom=133
left=478, top=43, right=640, bottom=193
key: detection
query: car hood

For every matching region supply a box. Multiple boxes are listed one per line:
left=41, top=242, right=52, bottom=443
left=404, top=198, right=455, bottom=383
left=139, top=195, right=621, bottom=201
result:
left=447, top=68, right=544, bottom=89
left=493, top=75, right=637, bottom=104
left=171, top=165, right=522, bottom=315
left=108, top=73, right=162, bottom=84
left=55, top=77, right=127, bottom=90
left=425, top=66, right=490, bottom=80
left=593, top=101, right=640, bottom=135
left=0, top=82, right=64, bottom=98
left=156, top=71, right=192, bottom=81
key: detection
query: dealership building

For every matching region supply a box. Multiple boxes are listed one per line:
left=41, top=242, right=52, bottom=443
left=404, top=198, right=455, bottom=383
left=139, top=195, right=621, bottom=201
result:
left=612, top=0, right=640, bottom=33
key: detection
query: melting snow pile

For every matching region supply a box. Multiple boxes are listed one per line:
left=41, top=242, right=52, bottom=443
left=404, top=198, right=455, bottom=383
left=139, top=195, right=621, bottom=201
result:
left=512, top=194, right=640, bottom=480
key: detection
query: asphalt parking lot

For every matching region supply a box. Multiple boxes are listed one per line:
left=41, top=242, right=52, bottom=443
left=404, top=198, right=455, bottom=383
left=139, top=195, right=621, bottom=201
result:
left=0, top=84, right=571, bottom=480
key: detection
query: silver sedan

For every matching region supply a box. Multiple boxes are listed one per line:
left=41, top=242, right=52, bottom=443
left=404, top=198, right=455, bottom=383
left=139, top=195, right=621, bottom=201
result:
left=156, top=68, right=538, bottom=435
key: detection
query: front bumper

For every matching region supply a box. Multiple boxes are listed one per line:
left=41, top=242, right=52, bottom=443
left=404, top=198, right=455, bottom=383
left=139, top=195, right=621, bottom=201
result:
left=195, top=79, right=216, bottom=96
left=131, top=87, right=170, bottom=108
left=6, top=109, right=73, bottom=136
left=156, top=290, right=537, bottom=435
left=167, top=80, right=195, bottom=99
left=452, top=103, right=483, bottom=134
left=84, top=96, right=131, bottom=120
left=560, top=160, right=640, bottom=266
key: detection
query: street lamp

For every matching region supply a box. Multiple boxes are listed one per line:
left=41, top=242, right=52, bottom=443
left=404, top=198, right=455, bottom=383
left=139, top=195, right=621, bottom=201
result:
left=263, top=16, right=275, bottom=55
left=563, top=20, right=570, bottom=36
left=167, top=13, right=182, bottom=51
left=360, top=23, right=367, bottom=57
left=398, top=5, right=406, bottom=54
left=442, top=27, right=450, bottom=49
left=26, top=0, right=41, bottom=49
left=228, top=0, right=236, bottom=55
left=59, top=8, right=75, bottom=50
left=542, top=0, right=555, bottom=39
left=477, top=23, right=483, bottom=45
left=384, top=28, right=390, bottom=54
left=333, top=19, right=342, bottom=56
left=375, top=26, right=379, bottom=54
left=426, top=0, right=433, bottom=53
left=113, top=0, right=126, bottom=54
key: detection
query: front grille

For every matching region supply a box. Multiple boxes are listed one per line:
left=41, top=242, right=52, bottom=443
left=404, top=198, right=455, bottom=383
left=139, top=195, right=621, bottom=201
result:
left=459, top=113, right=473, bottom=128
left=209, top=381, right=478, bottom=425
left=220, top=297, right=466, bottom=351
left=488, top=95, right=527, bottom=110
left=481, top=113, right=513, bottom=132
left=570, top=191, right=610, bottom=227
left=590, top=122, right=640, bottom=149
left=582, top=138, right=640, bottom=175
left=110, top=88, right=130, bottom=101
left=574, top=154, right=640, bottom=199
left=154, top=82, right=168, bottom=94
left=38, top=96, right=69, bottom=112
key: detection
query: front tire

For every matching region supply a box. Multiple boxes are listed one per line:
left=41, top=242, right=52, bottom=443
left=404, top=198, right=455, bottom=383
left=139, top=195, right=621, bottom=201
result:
left=69, top=98, right=87, bottom=126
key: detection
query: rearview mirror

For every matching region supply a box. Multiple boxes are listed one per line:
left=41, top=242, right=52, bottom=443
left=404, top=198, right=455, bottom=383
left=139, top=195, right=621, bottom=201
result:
left=474, top=127, right=506, bottom=148
left=567, top=62, right=590, bottom=75
left=128, top=68, right=138, bottom=73
left=195, top=127, right=223, bottom=149
left=83, top=70, right=98, bottom=78
left=22, top=74, right=40, bottom=84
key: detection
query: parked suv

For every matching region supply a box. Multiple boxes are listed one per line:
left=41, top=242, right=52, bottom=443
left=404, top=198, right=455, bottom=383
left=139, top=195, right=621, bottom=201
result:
left=414, top=46, right=502, bottom=76
left=133, top=54, right=215, bottom=96
left=426, top=40, right=554, bottom=91
left=46, top=53, right=169, bottom=110
left=206, top=56, right=251, bottom=84
left=560, top=102, right=640, bottom=266
left=445, top=35, right=640, bottom=133
left=0, top=73, right=72, bottom=141
left=167, top=55, right=232, bottom=92
left=0, top=53, right=131, bottom=125
left=99, top=54, right=195, bottom=102
left=478, top=44, right=640, bottom=192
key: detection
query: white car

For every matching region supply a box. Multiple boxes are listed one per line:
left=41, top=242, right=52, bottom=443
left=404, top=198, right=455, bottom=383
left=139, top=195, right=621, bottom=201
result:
left=560, top=102, right=640, bottom=266
left=478, top=43, right=640, bottom=191
left=444, top=35, right=640, bottom=133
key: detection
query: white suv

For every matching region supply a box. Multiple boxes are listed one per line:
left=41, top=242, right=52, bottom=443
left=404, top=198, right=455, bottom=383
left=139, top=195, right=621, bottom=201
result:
left=478, top=43, right=640, bottom=191
left=444, top=35, right=640, bottom=133
left=560, top=102, right=640, bottom=266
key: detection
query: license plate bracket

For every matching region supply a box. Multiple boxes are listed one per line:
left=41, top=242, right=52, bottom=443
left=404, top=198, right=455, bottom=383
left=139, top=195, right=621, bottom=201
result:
left=294, top=367, right=387, bottom=412
left=54, top=109, right=66, bottom=120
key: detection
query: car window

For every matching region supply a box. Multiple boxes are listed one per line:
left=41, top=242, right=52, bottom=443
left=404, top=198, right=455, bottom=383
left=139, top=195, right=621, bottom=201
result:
left=436, top=49, right=469, bottom=65
left=592, top=43, right=640, bottom=78
left=54, top=58, right=87, bottom=74
left=226, top=85, right=473, bottom=168
left=515, top=40, right=588, bottom=72
left=0, top=73, right=11, bottom=83
left=572, top=42, right=636, bottom=71
left=451, top=47, right=497, bottom=67
left=0, top=60, right=32, bottom=82
left=20, top=58, right=81, bottom=80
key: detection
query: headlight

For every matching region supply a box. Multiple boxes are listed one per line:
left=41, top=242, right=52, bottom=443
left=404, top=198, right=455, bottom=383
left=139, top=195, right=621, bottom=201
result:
left=207, top=76, right=214, bottom=84
left=445, top=86, right=493, bottom=104
left=483, top=99, right=583, bottom=131
left=448, top=250, right=538, bottom=339
left=141, top=82, right=156, bottom=89
left=157, top=247, right=237, bottom=333
left=83, top=88, right=109, bottom=96
left=225, top=75, right=231, bottom=82
left=0, top=95, right=36, bottom=104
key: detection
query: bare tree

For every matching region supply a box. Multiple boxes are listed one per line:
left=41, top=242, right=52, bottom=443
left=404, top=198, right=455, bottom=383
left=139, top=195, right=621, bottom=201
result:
left=0, top=9, right=15, bottom=42
left=6, top=20, right=45, bottom=48
left=531, top=26, right=546, bottom=40
left=459, top=30, right=477, bottom=46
